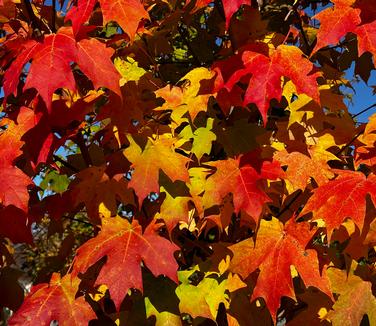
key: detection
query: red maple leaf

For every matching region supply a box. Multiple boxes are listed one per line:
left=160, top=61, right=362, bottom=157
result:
left=302, top=170, right=376, bottom=240
left=202, top=151, right=282, bottom=222
left=3, top=27, right=120, bottom=110
left=0, top=107, right=35, bottom=211
left=72, top=216, right=179, bottom=309
left=229, top=217, right=332, bottom=322
left=214, top=45, right=320, bottom=124
left=8, top=273, right=95, bottom=326
left=65, top=0, right=149, bottom=40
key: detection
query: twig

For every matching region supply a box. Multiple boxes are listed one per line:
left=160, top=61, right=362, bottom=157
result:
left=75, top=130, right=93, bottom=167
left=317, top=38, right=357, bottom=52
left=53, top=154, right=80, bottom=173
left=351, top=103, right=376, bottom=119
left=177, top=23, right=202, bottom=66
left=63, top=216, right=94, bottom=227
left=335, top=129, right=364, bottom=156
left=51, top=0, right=56, bottom=33
left=293, top=9, right=312, bottom=56
left=179, top=232, right=213, bottom=257
left=276, top=190, right=302, bottom=218
left=22, top=0, right=51, bottom=36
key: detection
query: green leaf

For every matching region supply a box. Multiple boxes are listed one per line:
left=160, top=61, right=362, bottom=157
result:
left=39, top=170, right=70, bottom=194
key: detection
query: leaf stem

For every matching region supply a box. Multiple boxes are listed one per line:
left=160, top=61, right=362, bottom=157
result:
left=351, top=103, right=376, bottom=119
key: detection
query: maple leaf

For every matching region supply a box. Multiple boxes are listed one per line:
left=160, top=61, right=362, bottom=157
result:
left=326, top=262, right=376, bottom=325
left=312, top=0, right=376, bottom=61
left=3, top=0, right=376, bottom=322
left=282, top=81, right=347, bottom=130
left=143, top=272, right=182, bottom=326
left=175, top=267, right=245, bottom=320
left=0, top=107, right=35, bottom=211
left=145, top=300, right=182, bottom=326
left=72, top=216, right=179, bottom=309
left=155, top=67, right=215, bottom=126
left=69, top=166, right=134, bottom=221
left=18, top=29, right=77, bottom=111
left=187, top=0, right=249, bottom=28
left=222, top=0, right=250, bottom=28
left=0, top=107, right=36, bottom=165
left=0, top=206, right=32, bottom=244
left=154, top=186, right=191, bottom=233
left=355, top=113, right=376, bottom=169
left=214, top=45, right=320, bottom=124
left=76, top=38, right=121, bottom=96
left=123, top=135, right=190, bottom=206
left=312, top=0, right=361, bottom=53
left=0, top=0, right=15, bottom=22
left=3, top=39, right=38, bottom=101
left=355, top=21, right=376, bottom=69
left=3, top=27, right=120, bottom=110
left=202, top=151, right=282, bottom=222
left=286, top=288, right=333, bottom=326
left=0, top=166, right=32, bottom=211
left=179, top=118, right=216, bottom=163
left=66, top=0, right=148, bottom=40
left=274, top=146, right=337, bottom=193
left=176, top=277, right=229, bottom=320
left=301, top=170, right=376, bottom=239
left=8, top=273, right=95, bottom=326
left=355, top=0, right=376, bottom=24
left=65, top=0, right=96, bottom=37
left=228, top=217, right=332, bottom=322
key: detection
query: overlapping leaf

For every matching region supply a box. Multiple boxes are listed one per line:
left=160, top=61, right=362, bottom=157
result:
left=155, top=68, right=215, bottom=126
left=65, top=0, right=148, bottom=39
left=2, top=0, right=376, bottom=324
left=312, top=0, right=376, bottom=60
left=302, top=170, right=376, bottom=239
left=228, top=217, right=332, bottom=322
left=326, top=262, right=376, bottom=325
left=202, top=151, right=282, bottom=222
left=3, top=27, right=120, bottom=110
left=72, top=216, right=179, bottom=309
left=69, top=166, right=135, bottom=221
left=0, top=107, right=35, bottom=211
left=214, top=45, right=320, bottom=124
left=123, top=136, right=190, bottom=205
left=275, top=146, right=337, bottom=193
left=8, top=273, right=95, bottom=326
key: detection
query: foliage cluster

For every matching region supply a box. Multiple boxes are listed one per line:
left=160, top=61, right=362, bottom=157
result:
left=0, top=0, right=376, bottom=325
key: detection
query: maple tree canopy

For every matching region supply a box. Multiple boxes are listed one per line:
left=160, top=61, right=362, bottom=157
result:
left=1, top=0, right=376, bottom=325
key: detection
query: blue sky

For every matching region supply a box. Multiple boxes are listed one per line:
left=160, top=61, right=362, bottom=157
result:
left=344, top=65, right=376, bottom=123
